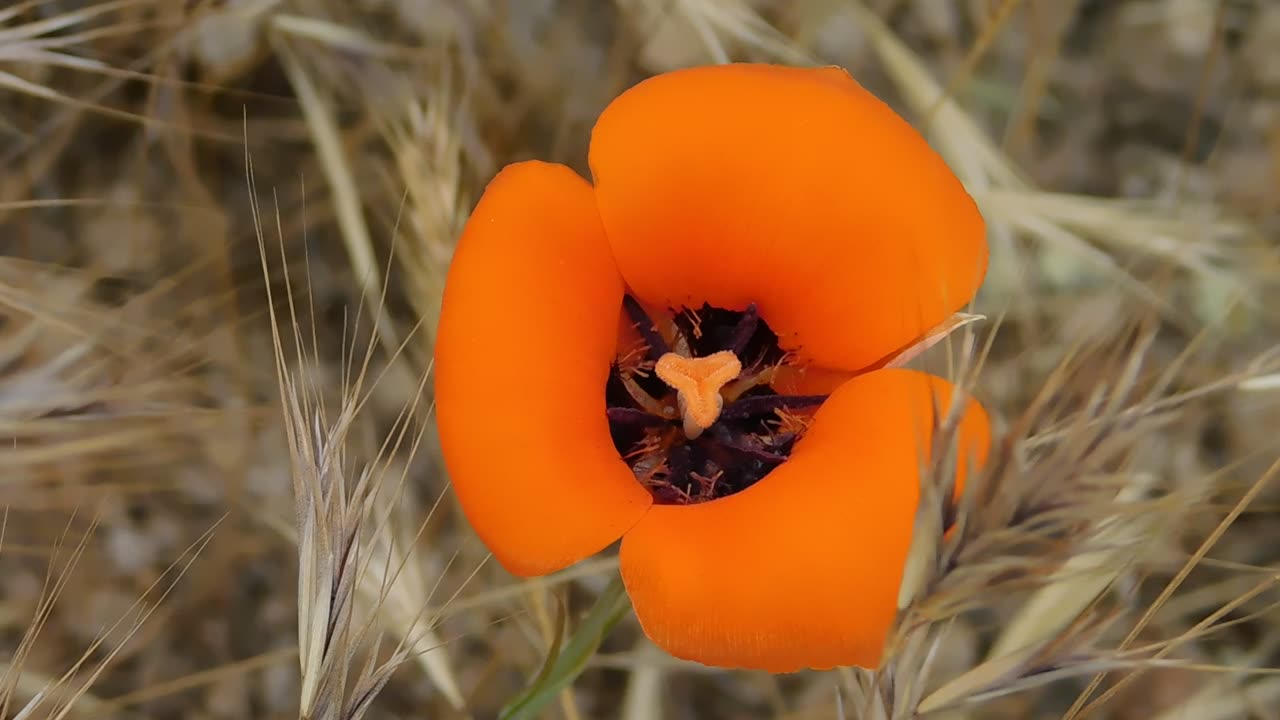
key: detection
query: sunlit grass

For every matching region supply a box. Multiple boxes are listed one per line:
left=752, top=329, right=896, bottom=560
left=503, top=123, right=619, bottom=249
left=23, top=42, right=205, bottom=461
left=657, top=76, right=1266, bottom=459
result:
left=0, top=0, right=1276, bottom=718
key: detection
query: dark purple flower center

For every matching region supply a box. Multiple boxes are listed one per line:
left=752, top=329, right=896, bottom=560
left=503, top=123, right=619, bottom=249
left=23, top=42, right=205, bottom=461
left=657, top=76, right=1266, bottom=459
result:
left=605, top=295, right=826, bottom=505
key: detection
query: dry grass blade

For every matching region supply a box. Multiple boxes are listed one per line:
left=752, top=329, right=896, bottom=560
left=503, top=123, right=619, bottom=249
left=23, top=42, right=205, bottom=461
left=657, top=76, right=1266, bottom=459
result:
left=355, top=477, right=466, bottom=710
left=621, top=0, right=813, bottom=69
left=859, top=297, right=1269, bottom=717
left=38, top=520, right=222, bottom=720
left=0, top=512, right=101, bottom=719
left=2, top=0, right=1277, bottom=718
left=92, top=648, right=299, bottom=714
left=620, top=638, right=666, bottom=720
left=0, top=255, right=242, bottom=495
left=253, top=173, right=392, bottom=720
left=986, top=475, right=1156, bottom=660
left=837, top=667, right=890, bottom=720
left=370, top=64, right=468, bottom=354
left=1153, top=677, right=1280, bottom=720
left=267, top=6, right=469, bottom=366
left=250, top=136, right=465, bottom=717
left=1064, top=458, right=1280, bottom=718
left=848, top=1, right=1027, bottom=190
left=269, top=19, right=402, bottom=361
left=0, top=0, right=211, bottom=136
left=847, top=0, right=1265, bottom=327
left=1, top=509, right=221, bottom=720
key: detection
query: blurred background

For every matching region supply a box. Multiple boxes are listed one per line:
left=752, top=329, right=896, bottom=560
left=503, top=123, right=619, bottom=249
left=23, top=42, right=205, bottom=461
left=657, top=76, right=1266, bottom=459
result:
left=1, top=1, right=1278, bottom=719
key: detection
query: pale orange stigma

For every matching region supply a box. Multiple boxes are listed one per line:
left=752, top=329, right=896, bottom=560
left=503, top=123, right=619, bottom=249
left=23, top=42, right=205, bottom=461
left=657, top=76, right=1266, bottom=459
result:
left=654, top=350, right=742, bottom=439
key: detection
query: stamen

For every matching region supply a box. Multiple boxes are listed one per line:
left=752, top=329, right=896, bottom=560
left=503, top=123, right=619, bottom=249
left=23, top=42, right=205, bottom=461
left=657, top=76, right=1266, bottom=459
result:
left=774, top=409, right=814, bottom=437
left=716, top=438, right=789, bottom=464
left=721, top=364, right=778, bottom=403
left=606, top=301, right=826, bottom=505
left=607, top=406, right=666, bottom=427
left=684, top=307, right=704, bottom=339
left=667, top=443, right=694, bottom=485
left=622, top=295, right=670, bottom=361
left=620, top=372, right=676, bottom=418
left=728, top=303, right=759, bottom=356
left=654, top=350, right=742, bottom=439
left=719, top=393, right=828, bottom=420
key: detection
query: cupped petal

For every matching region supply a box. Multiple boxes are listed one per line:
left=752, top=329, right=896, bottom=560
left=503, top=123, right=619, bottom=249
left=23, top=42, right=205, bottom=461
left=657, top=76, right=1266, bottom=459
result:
left=770, top=364, right=857, bottom=396
left=618, top=368, right=990, bottom=672
left=435, top=161, right=653, bottom=578
left=589, top=63, right=988, bottom=372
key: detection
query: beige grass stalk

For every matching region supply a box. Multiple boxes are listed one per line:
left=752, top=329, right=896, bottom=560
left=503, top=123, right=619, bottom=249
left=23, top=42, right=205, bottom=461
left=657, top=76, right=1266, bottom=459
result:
left=1154, top=673, right=1280, bottom=720
left=667, top=0, right=1255, bottom=323
left=0, top=0, right=153, bottom=112
left=355, top=488, right=467, bottom=711
left=619, top=0, right=812, bottom=70
left=1062, top=458, right=1280, bottom=719
left=0, top=262, right=127, bottom=422
left=0, top=0, right=242, bottom=178
left=1, top=1, right=1273, bottom=719
left=835, top=300, right=1274, bottom=719
left=372, top=70, right=468, bottom=354
left=261, top=12, right=477, bottom=707
left=270, top=8, right=468, bottom=362
left=255, top=185, right=397, bottom=720
left=1, top=511, right=220, bottom=720
left=985, top=476, right=1156, bottom=660
left=250, top=135, right=468, bottom=716
left=847, top=0, right=1257, bottom=327
left=0, top=255, right=240, bottom=484
left=270, top=19, right=403, bottom=361
left=0, top=514, right=102, bottom=719
left=620, top=638, right=667, bottom=720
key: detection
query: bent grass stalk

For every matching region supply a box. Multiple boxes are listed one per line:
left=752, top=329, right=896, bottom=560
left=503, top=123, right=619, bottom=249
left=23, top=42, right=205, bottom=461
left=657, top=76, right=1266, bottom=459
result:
left=0, top=510, right=221, bottom=720
left=1, top=1, right=1274, bottom=718
left=249, top=134, right=469, bottom=717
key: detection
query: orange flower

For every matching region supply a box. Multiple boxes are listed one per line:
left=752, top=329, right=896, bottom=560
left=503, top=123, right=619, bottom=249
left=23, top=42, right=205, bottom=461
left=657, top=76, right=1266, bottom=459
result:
left=434, top=64, right=991, bottom=673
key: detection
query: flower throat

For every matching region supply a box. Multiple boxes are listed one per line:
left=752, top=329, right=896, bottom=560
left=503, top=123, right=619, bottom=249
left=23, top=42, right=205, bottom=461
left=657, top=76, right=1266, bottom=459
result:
left=606, top=296, right=826, bottom=505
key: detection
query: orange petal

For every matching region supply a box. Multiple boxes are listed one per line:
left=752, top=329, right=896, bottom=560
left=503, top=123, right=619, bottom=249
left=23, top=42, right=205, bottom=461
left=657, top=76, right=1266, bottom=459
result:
left=770, top=364, right=857, bottom=396
left=435, top=161, right=653, bottom=577
left=618, top=369, right=990, bottom=672
left=589, top=63, right=988, bottom=372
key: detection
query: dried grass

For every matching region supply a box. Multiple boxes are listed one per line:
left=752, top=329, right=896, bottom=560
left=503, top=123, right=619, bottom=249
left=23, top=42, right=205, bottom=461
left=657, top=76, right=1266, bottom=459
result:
left=2, top=0, right=1278, bottom=718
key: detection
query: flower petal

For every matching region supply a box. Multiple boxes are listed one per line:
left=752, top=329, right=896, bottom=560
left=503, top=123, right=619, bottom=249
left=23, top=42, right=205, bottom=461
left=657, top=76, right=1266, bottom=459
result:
left=435, top=161, right=653, bottom=577
left=618, top=369, right=990, bottom=672
left=589, top=63, right=988, bottom=372
left=770, top=364, right=857, bottom=395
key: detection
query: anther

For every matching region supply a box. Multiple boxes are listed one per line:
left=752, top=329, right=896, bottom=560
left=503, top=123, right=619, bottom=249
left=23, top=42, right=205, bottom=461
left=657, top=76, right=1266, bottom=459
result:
left=622, top=295, right=670, bottom=361
left=728, top=303, right=759, bottom=356
left=654, top=350, right=742, bottom=439
left=719, top=393, right=828, bottom=420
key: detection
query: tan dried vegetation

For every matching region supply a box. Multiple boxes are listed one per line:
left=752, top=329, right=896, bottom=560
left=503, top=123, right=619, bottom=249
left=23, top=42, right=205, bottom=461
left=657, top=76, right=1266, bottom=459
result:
left=1, top=0, right=1279, bottom=718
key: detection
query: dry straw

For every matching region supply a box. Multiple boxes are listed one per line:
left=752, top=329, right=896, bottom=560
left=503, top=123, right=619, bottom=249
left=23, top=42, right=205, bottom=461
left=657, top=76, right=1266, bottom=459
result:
left=1, top=0, right=1277, bottom=718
